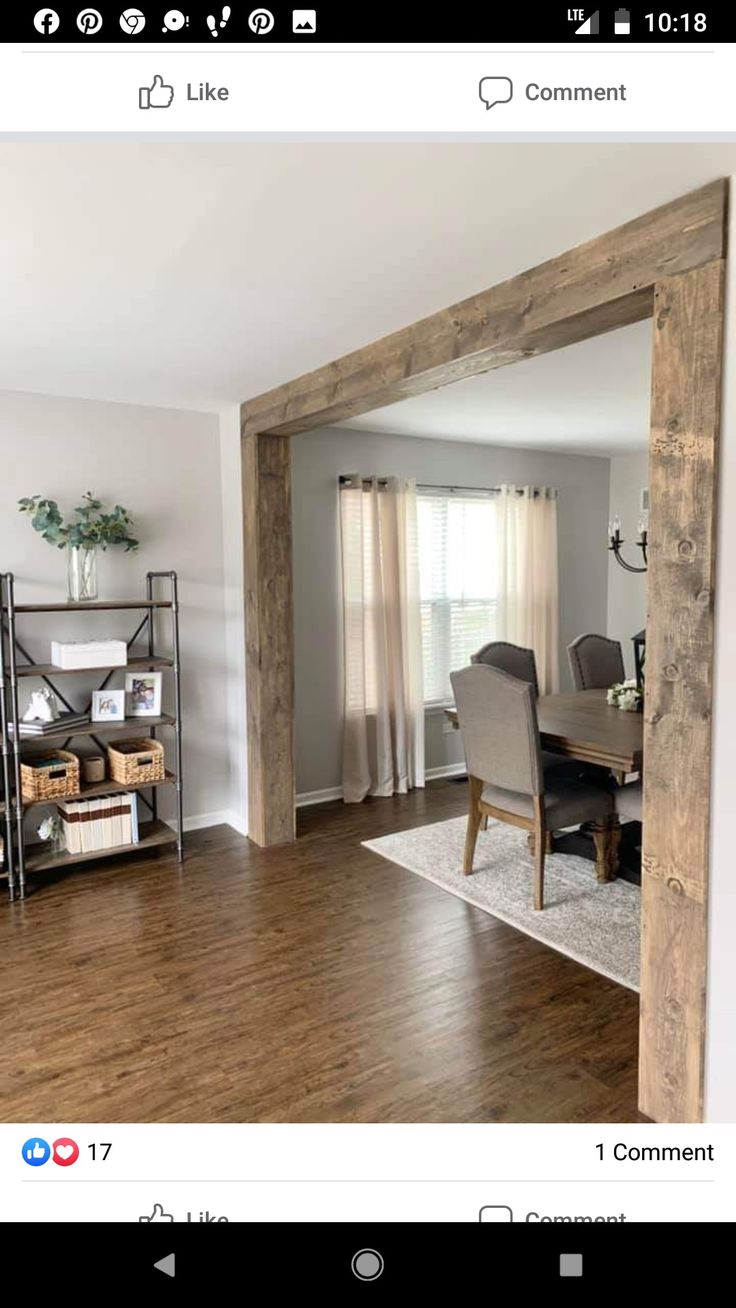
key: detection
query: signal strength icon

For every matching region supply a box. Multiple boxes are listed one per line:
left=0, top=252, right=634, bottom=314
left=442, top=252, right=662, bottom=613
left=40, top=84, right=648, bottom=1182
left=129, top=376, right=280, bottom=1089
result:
left=575, top=9, right=599, bottom=33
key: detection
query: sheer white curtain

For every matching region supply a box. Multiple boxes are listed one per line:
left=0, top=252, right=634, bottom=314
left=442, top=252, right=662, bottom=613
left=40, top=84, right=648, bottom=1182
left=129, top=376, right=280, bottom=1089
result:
left=496, top=485, right=560, bottom=694
left=340, top=477, right=425, bottom=803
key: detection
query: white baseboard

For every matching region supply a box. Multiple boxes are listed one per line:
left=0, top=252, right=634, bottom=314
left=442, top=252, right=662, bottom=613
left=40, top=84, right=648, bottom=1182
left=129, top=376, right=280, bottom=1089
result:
left=296, top=786, right=343, bottom=808
left=425, top=763, right=467, bottom=781
left=224, top=809, right=249, bottom=835
left=296, top=766, right=466, bottom=808
left=164, top=810, right=248, bottom=835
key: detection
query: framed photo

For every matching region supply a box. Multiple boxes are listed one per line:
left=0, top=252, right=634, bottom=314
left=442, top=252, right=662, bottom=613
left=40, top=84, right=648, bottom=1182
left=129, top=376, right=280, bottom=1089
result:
left=125, top=671, right=162, bottom=718
left=91, top=689, right=126, bottom=723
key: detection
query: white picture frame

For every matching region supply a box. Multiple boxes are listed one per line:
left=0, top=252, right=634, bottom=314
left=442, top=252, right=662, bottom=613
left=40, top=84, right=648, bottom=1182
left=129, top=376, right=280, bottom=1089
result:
left=91, top=689, right=126, bottom=723
left=125, top=671, right=163, bottom=718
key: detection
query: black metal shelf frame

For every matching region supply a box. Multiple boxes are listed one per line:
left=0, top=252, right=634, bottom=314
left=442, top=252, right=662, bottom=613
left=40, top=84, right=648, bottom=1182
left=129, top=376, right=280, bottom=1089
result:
left=0, top=571, right=184, bottom=901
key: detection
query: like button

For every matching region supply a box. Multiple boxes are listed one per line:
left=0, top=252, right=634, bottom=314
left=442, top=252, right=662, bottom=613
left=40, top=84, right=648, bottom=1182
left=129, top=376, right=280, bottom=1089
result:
left=139, top=75, right=175, bottom=110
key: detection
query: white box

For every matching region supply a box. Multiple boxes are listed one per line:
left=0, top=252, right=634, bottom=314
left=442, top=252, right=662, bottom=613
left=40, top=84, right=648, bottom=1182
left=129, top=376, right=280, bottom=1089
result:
left=51, top=639, right=127, bottom=670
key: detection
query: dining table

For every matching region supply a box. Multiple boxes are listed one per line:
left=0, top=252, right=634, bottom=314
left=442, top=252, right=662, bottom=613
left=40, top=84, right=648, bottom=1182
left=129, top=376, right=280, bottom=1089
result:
left=444, top=686, right=644, bottom=880
left=444, top=686, right=643, bottom=774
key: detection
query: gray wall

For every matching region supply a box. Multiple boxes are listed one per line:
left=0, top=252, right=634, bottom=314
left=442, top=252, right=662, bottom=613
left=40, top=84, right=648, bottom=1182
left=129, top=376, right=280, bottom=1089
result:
left=292, top=424, right=611, bottom=797
left=0, top=390, right=229, bottom=827
left=607, top=451, right=649, bottom=677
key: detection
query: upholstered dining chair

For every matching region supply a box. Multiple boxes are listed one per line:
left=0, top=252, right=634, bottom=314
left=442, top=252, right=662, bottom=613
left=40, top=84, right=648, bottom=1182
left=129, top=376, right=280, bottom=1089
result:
left=472, top=641, right=583, bottom=816
left=450, top=664, right=615, bottom=910
left=567, top=633, right=625, bottom=691
left=610, top=780, right=642, bottom=876
left=471, top=640, right=539, bottom=696
left=615, top=780, right=642, bottom=823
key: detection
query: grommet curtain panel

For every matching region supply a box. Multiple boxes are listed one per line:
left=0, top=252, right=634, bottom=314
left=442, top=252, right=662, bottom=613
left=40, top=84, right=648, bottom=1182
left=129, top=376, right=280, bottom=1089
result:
left=340, top=477, right=425, bottom=803
left=495, top=485, right=560, bottom=695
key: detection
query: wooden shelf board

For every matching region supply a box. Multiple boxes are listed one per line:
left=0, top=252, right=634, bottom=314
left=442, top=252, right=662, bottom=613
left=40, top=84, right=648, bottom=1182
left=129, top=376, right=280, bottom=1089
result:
left=14, top=714, right=176, bottom=744
left=1, top=771, right=176, bottom=816
left=23, top=769, right=176, bottom=812
left=26, top=819, right=177, bottom=873
left=14, top=600, right=172, bottom=613
left=16, top=655, right=174, bottom=678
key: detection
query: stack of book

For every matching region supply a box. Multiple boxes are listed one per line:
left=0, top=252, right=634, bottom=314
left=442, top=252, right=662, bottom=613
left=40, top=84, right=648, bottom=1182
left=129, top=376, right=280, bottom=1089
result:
left=56, top=793, right=140, bottom=854
left=10, top=711, right=89, bottom=738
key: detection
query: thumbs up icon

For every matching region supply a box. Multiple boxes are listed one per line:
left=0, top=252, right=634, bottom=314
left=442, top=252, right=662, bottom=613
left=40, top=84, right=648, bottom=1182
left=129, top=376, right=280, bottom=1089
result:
left=139, top=1202, right=175, bottom=1222
left=22, top=1137, right=51, bottom=1167
left=139, top=75, right=175, bottom=109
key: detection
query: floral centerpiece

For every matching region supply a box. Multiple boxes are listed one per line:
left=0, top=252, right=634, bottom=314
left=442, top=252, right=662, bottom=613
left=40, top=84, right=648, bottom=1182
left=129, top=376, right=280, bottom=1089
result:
left=607, top=678, right=643, bottom=712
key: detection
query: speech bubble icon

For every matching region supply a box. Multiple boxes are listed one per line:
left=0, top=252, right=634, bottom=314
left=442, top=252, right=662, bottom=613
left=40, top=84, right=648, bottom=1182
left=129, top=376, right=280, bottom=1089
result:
left=479, top=76, right=513, bottom=110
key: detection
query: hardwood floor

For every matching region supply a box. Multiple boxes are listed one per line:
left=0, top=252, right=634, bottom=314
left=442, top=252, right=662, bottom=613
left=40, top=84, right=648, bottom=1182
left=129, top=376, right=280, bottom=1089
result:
left=0, top=781, right=639, bottom=1123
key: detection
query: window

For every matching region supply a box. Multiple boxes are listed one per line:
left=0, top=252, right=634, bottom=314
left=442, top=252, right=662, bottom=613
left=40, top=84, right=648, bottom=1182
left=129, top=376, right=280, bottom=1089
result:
left=417, top=491, right=498, bottom=705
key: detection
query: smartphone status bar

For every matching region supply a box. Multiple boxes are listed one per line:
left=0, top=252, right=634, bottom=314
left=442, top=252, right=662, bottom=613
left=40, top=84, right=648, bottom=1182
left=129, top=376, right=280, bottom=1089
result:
left=7, top=5, right=734, bottom=45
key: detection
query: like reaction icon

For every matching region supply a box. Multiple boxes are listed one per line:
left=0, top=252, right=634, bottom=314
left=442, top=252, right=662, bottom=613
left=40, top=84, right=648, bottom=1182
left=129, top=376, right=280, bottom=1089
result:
left=52, top=1137, right=79, bottom=1167
left=22, top=1137, right=51, bottom=1167
left=139, top=1203, right=175, bottom=1222
left=138, top=75, right=175, bottom=110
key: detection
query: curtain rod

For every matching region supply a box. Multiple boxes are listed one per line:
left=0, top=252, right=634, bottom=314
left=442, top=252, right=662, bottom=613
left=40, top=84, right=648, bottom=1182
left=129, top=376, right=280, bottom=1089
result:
left=339, top=475, right=557, bottom=499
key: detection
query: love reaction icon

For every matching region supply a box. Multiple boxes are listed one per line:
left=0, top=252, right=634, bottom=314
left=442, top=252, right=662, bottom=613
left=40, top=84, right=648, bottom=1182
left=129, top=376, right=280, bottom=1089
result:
left=52, top=1137, right=80, bottom=1166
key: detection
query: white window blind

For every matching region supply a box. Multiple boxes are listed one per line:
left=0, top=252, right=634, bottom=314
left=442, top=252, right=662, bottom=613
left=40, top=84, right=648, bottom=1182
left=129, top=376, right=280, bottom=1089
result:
left=417, top=492, right=498, bottom=705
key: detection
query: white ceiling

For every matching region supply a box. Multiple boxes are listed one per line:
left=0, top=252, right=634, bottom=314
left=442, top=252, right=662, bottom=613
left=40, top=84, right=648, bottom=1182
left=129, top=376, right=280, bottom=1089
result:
left=0, top=142, right=734, bottom=452
left=344, top=322, right=652, bottom=455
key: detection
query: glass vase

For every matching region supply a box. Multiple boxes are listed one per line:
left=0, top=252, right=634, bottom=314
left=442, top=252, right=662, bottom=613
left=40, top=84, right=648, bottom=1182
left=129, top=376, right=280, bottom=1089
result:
left=67, top=545, right=98, bottom=602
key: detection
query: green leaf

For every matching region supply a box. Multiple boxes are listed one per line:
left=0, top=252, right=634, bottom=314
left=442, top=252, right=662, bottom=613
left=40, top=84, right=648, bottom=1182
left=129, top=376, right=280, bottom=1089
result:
left=19, top=491, right=139, bottom=551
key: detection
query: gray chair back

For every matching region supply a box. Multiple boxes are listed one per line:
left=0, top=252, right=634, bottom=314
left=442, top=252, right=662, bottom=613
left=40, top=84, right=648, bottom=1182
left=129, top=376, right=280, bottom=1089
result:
left=567, top=633, right=625, bottom=691
left=450, top=664, right=543, bottom=796
left=471, top=640, right=539, bottom=696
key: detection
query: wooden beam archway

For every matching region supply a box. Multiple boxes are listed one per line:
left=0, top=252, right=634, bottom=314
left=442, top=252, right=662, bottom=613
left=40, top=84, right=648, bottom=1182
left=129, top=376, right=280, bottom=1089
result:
left=241, top=178, right=728, bottom=1122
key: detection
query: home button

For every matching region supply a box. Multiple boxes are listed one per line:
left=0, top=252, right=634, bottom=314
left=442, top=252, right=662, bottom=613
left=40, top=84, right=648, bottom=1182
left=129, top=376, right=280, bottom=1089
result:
left=351, top=1248, right=384, bottom=1281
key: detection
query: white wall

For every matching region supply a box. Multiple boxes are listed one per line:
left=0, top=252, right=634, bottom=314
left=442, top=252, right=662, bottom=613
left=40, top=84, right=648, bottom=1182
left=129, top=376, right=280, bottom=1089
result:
left=0, top=390, right=232, bottom=829
left=292, top=424, right=611, bottom=800
left=607, top=451, right=649, bottom=676
left=705, top=181, right=736, bottom=1122
left=218, top=406, right=247, bottom=834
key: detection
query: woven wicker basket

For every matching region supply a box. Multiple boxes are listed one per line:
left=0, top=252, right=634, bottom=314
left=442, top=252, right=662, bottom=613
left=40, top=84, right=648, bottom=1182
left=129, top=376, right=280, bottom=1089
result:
left=21, top=750, right=80, bottom=803
left=107, top=738, right=165, bottom=786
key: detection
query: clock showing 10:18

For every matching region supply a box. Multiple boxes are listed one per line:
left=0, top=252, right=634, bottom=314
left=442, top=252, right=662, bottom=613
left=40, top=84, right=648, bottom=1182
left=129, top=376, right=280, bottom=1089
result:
left=645, top=12, right=708, bottom=31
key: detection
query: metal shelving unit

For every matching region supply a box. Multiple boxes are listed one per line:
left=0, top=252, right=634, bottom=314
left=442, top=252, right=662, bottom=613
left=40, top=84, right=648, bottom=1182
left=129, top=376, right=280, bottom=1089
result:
left=0, top=570, right=184, bottom=901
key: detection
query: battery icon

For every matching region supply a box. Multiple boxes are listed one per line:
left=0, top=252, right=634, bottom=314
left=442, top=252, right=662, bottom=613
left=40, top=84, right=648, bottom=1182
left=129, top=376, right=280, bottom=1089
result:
left=614, top=7, right=631, bottom=33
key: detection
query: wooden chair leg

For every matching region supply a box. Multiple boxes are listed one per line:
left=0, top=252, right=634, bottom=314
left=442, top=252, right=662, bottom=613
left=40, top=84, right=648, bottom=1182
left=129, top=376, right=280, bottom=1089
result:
left=463, top=776, right=483, bottom=875
left=591, top=818, right=613, bottom=882
left=608, top=815, right=621, bottom=878
left=481, top=814, right=489, bottom=831
left=533, top=796, right=546, bottom=910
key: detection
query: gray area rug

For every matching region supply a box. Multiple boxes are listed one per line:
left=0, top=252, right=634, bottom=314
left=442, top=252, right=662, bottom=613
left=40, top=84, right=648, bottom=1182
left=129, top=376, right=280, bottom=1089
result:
left=363, top=816, right=640, bottom=991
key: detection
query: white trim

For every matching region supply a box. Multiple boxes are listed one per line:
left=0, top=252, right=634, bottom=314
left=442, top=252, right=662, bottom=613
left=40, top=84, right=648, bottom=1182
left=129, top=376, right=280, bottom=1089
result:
left=224, top=809, right=249, bottom=836
left=296, top=786, right=343, bottom=808
left=425, top=763, right=466, bottom=781
left=165, top=810, right=248, bottom=834
left=218, top=405, right=248, bottom=838
left=296, top=767, right=465, bottom=808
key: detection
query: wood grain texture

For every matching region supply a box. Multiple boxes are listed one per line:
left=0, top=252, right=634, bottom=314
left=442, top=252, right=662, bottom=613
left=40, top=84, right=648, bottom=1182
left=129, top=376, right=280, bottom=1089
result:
left=446, top=688, right=643, bottom=774
left=242, top=431, right=295, bottom=846
left=640, top=258, right=726, bottom=1123
left=0, top=783, right=640, bottom=1124
left=242, top=181, right=727, bottom=438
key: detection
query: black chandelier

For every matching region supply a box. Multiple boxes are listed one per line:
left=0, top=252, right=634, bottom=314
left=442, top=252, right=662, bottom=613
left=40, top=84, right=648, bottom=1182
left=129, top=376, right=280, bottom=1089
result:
left=608, top=514, right=648, bottom=573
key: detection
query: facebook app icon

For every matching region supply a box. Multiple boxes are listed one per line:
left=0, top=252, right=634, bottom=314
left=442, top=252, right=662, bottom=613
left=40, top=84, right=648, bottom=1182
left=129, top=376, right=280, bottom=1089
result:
left=33, top=10, right=61, bottom=36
